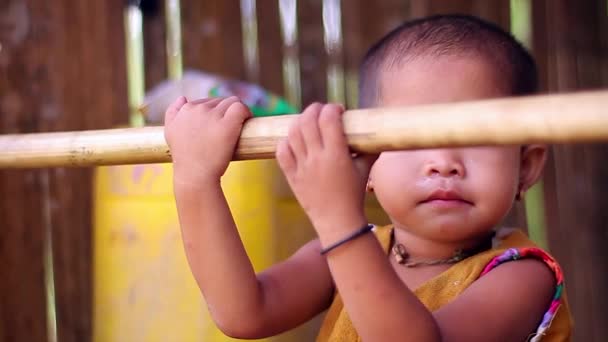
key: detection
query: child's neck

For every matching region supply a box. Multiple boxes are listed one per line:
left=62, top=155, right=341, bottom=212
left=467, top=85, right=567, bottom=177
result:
left=392, top=226, right=492, bottom=261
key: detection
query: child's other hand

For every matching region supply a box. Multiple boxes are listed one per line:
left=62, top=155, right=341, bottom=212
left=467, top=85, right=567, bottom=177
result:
left=164, top=96, right=252, bottom=188
left=276, top=103, right=377, bottom=240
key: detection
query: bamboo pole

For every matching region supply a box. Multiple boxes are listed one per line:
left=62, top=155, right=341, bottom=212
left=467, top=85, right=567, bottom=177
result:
left=1, top=90, right=608, bottom=169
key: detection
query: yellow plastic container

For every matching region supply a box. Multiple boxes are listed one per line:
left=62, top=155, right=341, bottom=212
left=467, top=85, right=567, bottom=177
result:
left=93, top=160, right=388, bottom=341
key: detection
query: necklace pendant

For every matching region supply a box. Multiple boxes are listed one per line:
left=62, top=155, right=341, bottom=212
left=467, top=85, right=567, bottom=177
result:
left=453, top=249, right=466, bottom=262
left=392, top=244, right=409, bottom=264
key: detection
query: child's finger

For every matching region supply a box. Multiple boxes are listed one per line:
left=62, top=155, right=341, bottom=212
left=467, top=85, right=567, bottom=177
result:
left=299, top=103, right=323, bottom=151
left=215, top=96, right=239, bottom=112
left=217, top=97, right=250, bottom=119
left=191, top=97, right=224, bottom=109
left=287, top=119, right=307, bottom=159
left=223, top=101, right=252, bottom=127
left=319, top=104, right=348, bottom=152
left=276, top=139, right=297, bottom=174
left=164, top=96, right=187, bottom=125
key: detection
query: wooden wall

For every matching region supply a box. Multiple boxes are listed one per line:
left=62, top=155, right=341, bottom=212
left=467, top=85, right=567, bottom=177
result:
left=534, top=1, right=608, bottom=340
left=1, top=1, right=128, bottom=341
left=1, top=0, right=606, bottom=341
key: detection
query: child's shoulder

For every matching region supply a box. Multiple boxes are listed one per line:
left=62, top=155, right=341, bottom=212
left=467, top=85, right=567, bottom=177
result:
left=466, top=227, right=572, bottom=341
left=484, top=227, right=563, bottom=282
left=424, top=226, right=571, bottom=341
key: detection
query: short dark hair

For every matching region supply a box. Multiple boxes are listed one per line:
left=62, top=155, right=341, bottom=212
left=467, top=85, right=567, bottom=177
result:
left=358, top=14, right=538, bottom=108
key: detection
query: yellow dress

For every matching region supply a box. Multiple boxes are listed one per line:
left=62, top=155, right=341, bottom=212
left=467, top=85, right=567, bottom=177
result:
left=316, top=226, right=573, bottom=342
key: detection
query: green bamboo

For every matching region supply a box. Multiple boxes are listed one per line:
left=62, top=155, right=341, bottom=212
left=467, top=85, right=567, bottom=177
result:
left=42, top=170, right=57, bottom=342
left=165, top=0, right=183, bottom=80
left=323, top=0, right=345, bottom=104
left=510, top=0, right=548, bottom=248
left=279, top=0, right=302, bottom=109
left=240, top=0, right=260, bottom=82
left=510, top=0, right=533, bottom=49
left=125, top=4, right=146, bottom=127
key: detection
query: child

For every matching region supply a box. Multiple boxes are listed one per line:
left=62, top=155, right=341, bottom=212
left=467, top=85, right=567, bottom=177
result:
left=164, top=15, right=572, bottom=341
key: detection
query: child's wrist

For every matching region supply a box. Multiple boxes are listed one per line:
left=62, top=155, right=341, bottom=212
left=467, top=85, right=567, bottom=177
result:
left=315, top=215, right=369, bottom=247
left=173, top=173, right=221, bottom=193
left=319, top=223, right=374, bottom=255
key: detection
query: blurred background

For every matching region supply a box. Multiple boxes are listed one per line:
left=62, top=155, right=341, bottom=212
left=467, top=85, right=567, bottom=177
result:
left=1, top=0, right=607, bottom=341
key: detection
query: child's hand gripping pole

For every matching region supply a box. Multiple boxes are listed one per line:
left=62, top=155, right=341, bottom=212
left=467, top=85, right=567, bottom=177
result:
left=1, top=90, right=608, bottom=169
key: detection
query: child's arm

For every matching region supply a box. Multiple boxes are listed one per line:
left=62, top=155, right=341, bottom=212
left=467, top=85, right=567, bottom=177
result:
left=277, top=103, right=556, bottom=341
left=165, top=97, right=334, bottom=338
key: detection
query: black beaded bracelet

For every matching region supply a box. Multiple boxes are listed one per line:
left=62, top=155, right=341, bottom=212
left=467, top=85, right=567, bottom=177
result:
left=320, top=224, right=374, bottom=255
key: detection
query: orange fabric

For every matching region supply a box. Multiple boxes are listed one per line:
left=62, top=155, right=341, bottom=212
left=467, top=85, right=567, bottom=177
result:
left=316, top=225, right=573, bottom=342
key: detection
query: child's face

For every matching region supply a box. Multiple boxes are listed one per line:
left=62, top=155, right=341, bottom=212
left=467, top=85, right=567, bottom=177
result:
left=370, top=56, right=542, bottom=243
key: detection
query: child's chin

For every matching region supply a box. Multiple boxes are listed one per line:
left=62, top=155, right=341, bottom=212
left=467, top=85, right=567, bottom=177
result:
left=421, top=220, right=484, bottom=241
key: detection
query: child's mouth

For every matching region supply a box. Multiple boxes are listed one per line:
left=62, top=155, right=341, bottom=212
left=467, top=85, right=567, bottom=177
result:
left=419, top=189, right=474, bottom=208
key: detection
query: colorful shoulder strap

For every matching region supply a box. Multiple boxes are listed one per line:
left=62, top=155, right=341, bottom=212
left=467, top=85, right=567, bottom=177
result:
left=480, top=247, right=565, bottom=341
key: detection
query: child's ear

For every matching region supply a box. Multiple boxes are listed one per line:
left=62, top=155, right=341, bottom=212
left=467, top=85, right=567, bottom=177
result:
left=519, top=144, right=548, bottom=191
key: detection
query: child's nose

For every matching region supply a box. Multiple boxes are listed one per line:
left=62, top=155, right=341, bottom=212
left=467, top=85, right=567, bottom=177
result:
left=423, top=150, right=465, bottom=178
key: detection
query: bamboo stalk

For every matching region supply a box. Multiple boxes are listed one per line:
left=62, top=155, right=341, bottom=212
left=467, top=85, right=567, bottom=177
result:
left=279, top=0, right=301, bottom=109
left=1, top=90, right=608, bottom=169
left=165, top=0, right=183, bottom=81
left=124, top=3, right=145, bottom=127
